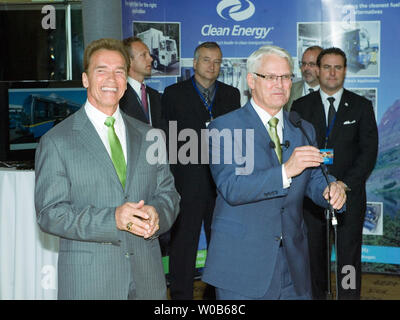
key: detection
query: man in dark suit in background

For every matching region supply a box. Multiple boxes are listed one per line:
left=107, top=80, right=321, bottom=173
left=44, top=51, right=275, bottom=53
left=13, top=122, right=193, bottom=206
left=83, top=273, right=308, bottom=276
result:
left=284, top=46, right=322, bottom=112
left=120, top=37, right=169, bottom=256
left=162, top=41, right=241, bottom=299
left=120, top=37, right=165, bottom=130
left=291, top=47, right=378, bottom=299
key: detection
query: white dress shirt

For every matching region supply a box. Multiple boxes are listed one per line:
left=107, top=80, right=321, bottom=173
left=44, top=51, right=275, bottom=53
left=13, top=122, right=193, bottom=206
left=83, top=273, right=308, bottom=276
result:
left=320, top=88, right=344, bottom=126
left=84, top=100, right=127, bottom=162
left=128, top=76, right=152, bottom=125
left=303, top=82, right=320, bottom=96
left=127, top=76, right=142, bottom=100
left=251, top=98, right=292, bottom=188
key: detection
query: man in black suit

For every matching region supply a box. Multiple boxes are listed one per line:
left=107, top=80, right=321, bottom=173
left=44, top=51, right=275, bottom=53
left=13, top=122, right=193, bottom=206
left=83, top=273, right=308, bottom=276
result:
left=120, top=37, right=169, bottom=256
left=120, top=37, right=165, bottom=130
left=291, top=47, right=378, bottom=300
left=162, top=42, right=241, bottom=299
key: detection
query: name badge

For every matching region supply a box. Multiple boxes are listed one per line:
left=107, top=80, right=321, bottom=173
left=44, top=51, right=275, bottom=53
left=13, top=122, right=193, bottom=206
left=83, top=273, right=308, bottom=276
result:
left=320, top=148, right=334, bottom=165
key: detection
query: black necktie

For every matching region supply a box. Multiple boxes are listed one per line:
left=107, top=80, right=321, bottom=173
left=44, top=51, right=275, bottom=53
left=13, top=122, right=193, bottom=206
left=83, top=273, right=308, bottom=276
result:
left=327, top=97, right=336, bottom=128
left=308, top=88, right=314, bottom=93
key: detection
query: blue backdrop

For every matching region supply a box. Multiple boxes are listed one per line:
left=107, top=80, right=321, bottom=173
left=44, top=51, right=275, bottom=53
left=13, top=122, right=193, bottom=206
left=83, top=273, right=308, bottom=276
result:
left=122, top=0, right=400, bottom=274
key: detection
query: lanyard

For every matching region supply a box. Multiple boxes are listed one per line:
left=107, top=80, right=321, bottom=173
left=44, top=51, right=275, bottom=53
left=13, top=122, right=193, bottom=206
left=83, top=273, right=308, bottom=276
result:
left=325, top=113, right=336, bottom=148
left=191, top=76, right=217, bottom=120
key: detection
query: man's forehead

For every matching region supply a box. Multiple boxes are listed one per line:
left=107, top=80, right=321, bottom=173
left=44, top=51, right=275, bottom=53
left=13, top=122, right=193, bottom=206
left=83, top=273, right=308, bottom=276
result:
left=89, top=50, right=126, bottom=70
left=303, top=50, right=320, bottom=60
left=92, top=49, right=124, bottom=61
left=321, top=54, right=345, bottom=65
left=199, top=47, right=221, bottom=57
left=259, top=54, right=290, bottom=71
left=132, top=41, right=149, bottom=52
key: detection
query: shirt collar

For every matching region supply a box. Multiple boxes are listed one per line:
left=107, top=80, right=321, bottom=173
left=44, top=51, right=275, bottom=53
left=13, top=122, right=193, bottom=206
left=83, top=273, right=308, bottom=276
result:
left=320, top=87, right=344, bottom=107
left=84, top=99, right=123, bottom=128
left=304, top=82, right=320, bottom=94
left=194, top=78, right=216, bottom=96
left=128, top=76, right=143, bottom=95
left=250, top=98, right=284, bottom=129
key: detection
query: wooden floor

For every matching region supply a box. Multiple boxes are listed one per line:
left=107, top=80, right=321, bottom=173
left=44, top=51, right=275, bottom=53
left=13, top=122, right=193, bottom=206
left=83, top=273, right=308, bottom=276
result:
left=177, top=273, right=400, bottom=300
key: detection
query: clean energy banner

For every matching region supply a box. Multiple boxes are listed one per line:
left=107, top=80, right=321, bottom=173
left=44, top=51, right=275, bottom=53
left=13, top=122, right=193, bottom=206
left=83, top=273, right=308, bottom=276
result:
left=122, top=0, right=400, bottom=274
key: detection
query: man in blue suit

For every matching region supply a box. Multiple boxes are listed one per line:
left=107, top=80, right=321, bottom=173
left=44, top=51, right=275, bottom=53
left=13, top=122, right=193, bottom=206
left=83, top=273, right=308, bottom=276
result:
left=202, top=45, right=347, bottom=300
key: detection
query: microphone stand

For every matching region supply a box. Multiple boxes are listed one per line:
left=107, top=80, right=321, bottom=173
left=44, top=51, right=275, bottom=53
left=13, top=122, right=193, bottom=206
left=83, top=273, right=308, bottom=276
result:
left=319, top=161, right=339, bottom=300
left=325, top=201, right=338, bottom=300
left=289, top=112, right=339, bottom=300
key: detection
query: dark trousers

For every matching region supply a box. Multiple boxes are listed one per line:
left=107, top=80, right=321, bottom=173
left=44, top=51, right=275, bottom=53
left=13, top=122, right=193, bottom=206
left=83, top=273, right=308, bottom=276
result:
left=168, top=197, right=215, bottom=300
left=303, top=198, right=365, bottom=300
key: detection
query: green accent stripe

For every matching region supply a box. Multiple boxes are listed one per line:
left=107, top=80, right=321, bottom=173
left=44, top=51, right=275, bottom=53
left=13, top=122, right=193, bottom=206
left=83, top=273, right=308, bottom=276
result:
left=162, top=249, right=207, bottom=274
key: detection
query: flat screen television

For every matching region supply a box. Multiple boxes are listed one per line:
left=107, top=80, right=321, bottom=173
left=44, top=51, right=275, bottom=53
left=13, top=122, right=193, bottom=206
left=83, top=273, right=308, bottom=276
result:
left=0, top=81, right=87, bottom=162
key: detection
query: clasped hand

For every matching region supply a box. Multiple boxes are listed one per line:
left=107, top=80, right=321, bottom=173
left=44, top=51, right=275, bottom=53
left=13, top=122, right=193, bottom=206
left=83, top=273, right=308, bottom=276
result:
left=323, top=181, right=346, bottom=210
left=115, top=200, right=160, bottom=238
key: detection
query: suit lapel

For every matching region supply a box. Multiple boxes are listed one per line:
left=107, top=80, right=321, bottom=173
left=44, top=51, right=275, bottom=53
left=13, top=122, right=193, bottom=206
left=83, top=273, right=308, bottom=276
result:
left=312, top=93, right=329, bottom=148
left=148, top=88, right=157, bottom=125
left=185, top=79, right=210, bottom=121
left=329, top=89, right=351, bottom=143
left=242, top=103, right=281, bottom=166
left=282, top=112, right=298, bottom=163
left=72, top=108, right=122, bottom=187
left=212, top=81, right=227, bottom=118
left=127, top=83, right=149, bottom=123
left=123, top=115, right=143, bottom=191
left=294, top=80, right=304, bottom=98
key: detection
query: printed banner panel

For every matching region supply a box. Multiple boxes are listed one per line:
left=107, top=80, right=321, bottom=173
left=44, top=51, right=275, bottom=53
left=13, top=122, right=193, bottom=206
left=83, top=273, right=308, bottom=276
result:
left=122, top=0, right=400, bottom=274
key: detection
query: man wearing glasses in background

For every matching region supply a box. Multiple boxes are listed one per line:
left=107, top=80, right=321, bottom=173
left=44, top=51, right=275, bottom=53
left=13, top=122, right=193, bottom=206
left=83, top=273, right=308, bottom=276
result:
left=202, top=45, right=346, bottom=300
left=284, top=46, right=323, bottom=111
left=162, top=41, right=241, bottom=300
left=291, top=47, right=378, bottom=299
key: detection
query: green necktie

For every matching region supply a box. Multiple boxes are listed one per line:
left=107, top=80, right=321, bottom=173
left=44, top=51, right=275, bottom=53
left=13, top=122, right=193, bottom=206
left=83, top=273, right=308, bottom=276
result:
left=268, top=117, right=282, bottom=164
left=104, top=116, right=126, bottom=188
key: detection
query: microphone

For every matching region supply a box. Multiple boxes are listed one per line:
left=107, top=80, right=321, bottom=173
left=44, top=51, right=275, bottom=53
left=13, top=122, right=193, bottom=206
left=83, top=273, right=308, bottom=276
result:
left=269, top=140, right=290, bottom=149
left=269, top=141, right=275, bottom=149
left=282, top=140, right=290, bottom=149
left=289, top=111, right=338, bottom=225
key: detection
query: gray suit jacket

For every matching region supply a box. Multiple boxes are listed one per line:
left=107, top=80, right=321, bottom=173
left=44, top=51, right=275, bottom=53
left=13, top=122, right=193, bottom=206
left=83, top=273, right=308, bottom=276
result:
left=35, top=106, right=180, bottom=300
left=284, top=80, right=304, bottom=112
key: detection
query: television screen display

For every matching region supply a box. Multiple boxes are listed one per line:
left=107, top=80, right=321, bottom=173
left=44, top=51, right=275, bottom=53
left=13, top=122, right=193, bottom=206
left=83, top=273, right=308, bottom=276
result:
left=0, top=81, right=86, bottom=162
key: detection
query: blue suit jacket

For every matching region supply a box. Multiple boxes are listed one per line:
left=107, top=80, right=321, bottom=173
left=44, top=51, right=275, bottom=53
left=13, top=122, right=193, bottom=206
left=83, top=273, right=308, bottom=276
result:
left=202, top=102, right=333, bottom=298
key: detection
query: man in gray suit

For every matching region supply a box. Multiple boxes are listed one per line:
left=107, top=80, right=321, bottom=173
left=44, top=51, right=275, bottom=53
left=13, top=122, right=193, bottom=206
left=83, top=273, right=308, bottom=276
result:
left=35, top=38, right=180, bottom=300
left=284, top=46, right=322, bottom=111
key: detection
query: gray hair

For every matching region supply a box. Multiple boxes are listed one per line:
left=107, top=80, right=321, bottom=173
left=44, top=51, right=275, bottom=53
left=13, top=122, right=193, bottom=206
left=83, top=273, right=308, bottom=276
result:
left=247, top=45, right=294, bottom=75
left=194, top=42, right=222, bottom=60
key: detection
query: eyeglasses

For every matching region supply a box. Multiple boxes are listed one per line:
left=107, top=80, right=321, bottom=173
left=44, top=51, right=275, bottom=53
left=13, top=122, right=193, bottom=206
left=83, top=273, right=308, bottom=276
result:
left=299, top=61, right=317, bottom=68
left=253, top=72, right=294, bottom=82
